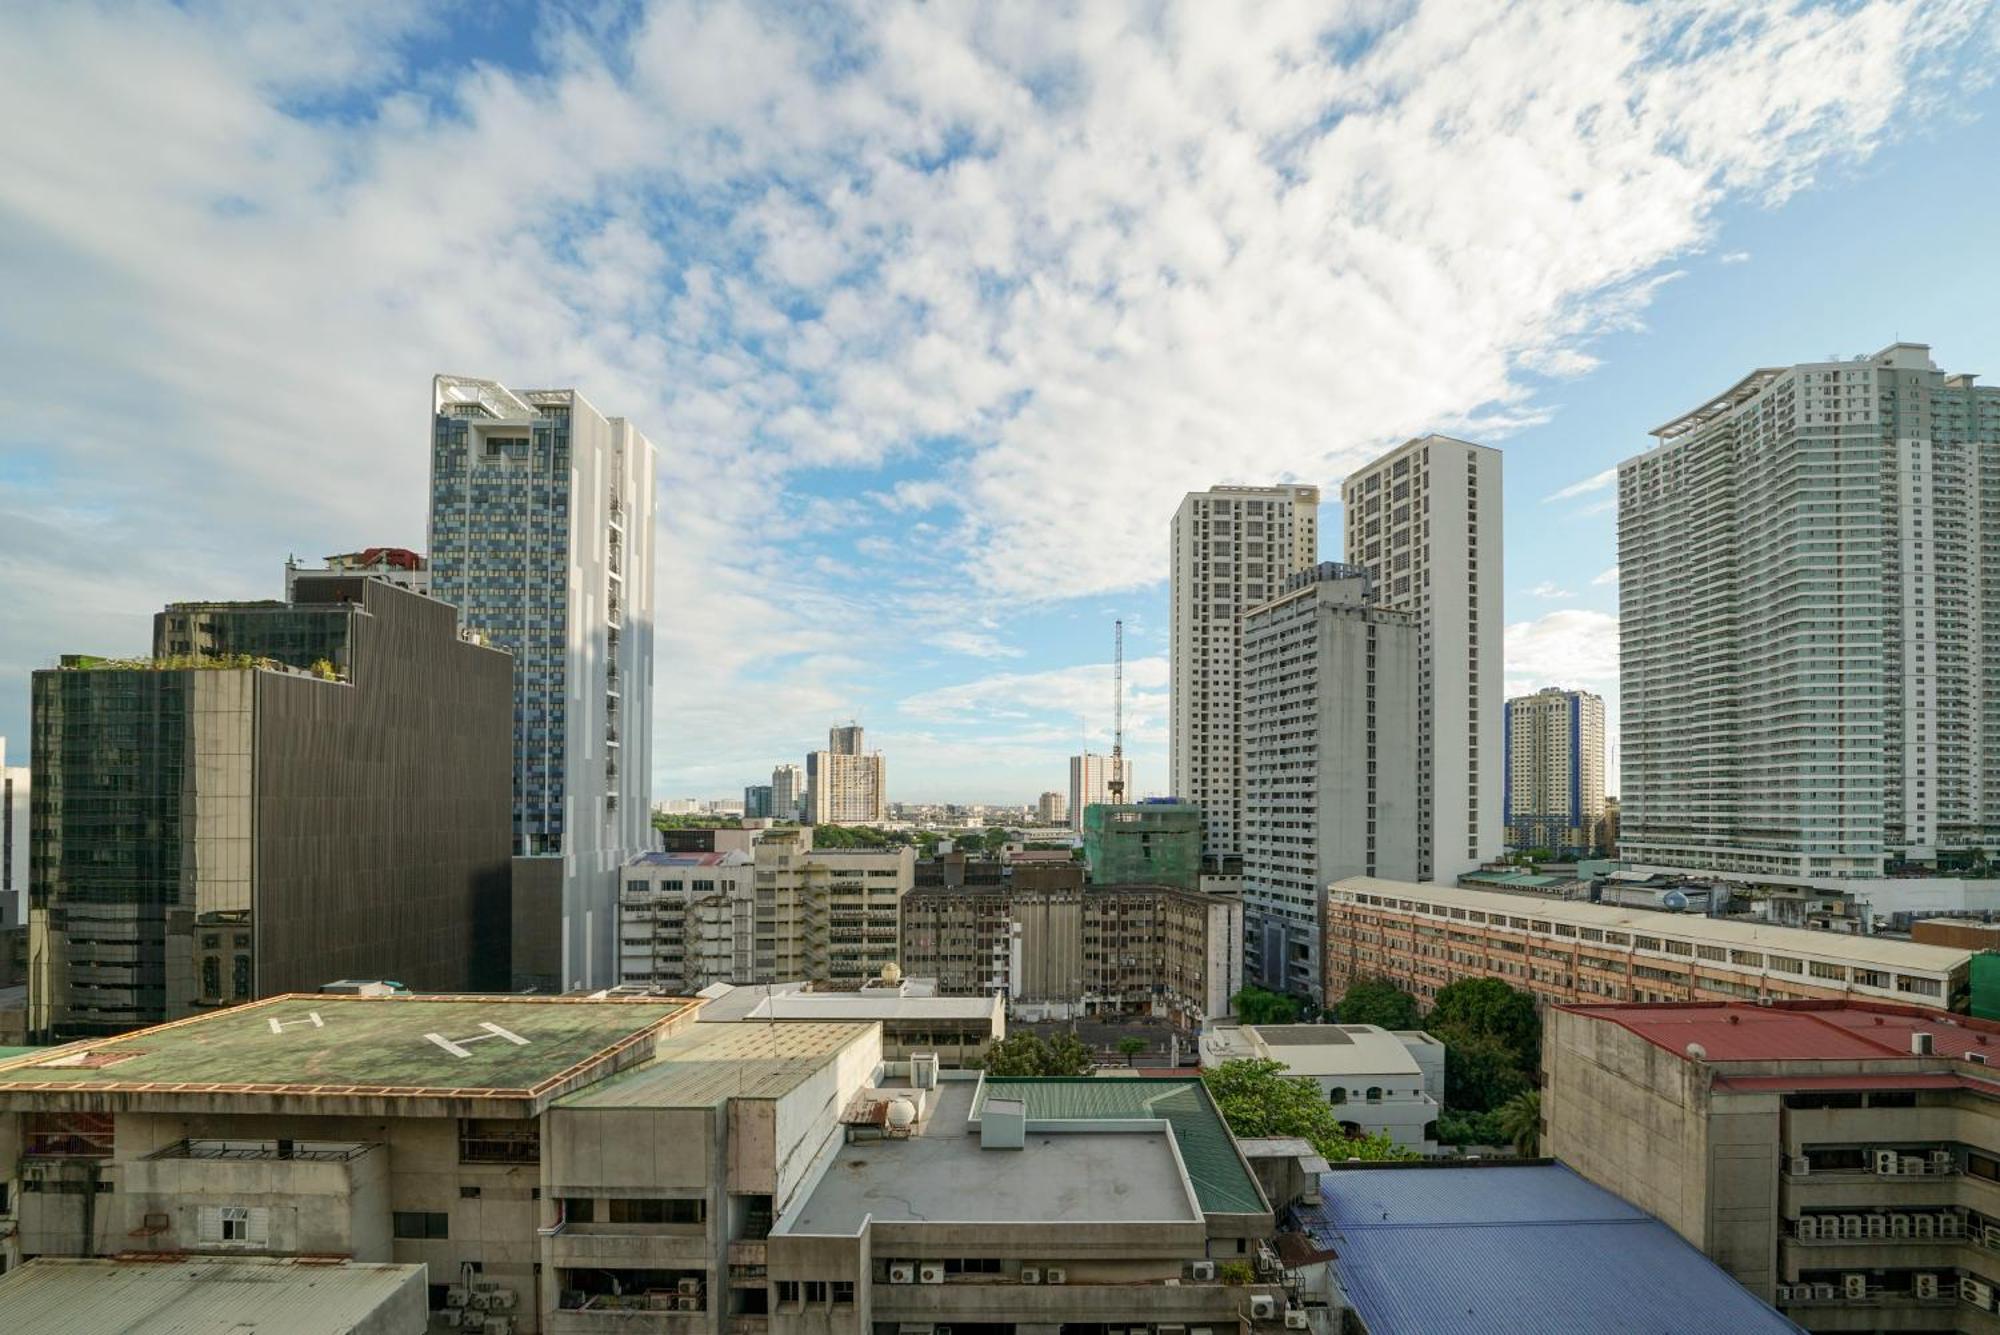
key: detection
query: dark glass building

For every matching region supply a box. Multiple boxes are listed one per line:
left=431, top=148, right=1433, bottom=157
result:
left=28, top=576, right=514, bottom=1040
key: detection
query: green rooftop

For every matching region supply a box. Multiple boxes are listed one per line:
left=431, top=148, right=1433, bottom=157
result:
left=559, top=1021, right=875, bottom=1109
left=973, top=1077, right=1266, bottom=1215
left=0, top=995, right=693, bottom=1098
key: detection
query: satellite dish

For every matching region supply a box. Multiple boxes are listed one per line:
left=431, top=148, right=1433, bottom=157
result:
left=1686, top=1042, right=1707, bottom=1060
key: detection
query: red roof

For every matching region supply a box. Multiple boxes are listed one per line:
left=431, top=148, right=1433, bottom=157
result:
left=1561, top=1000, right=2000, bottom=1064
left=331, top=547, right=423, bottom=570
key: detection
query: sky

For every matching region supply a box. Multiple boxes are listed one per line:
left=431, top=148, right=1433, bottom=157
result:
left=2, top=0, right=1997, bottom=805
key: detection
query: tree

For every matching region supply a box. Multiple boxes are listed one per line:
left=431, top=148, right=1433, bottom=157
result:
left=1336, top=977, right=1420, bottom=1031
left=1428, top=977, right=1541, bottom=1070
left=981, top=1031, right=1095, bottom=1077
left=1496, top=1089, right=1542, bottom=1157
left=1442, top=1032, right=1531, bottom=1114
left=1117, top=1036, right=1149, bottom=1064
left=1231, top=986, right=1301, bottom=1025
left=1435, top=1108, right=1505, bottom=1147
left=1201, top=1059, right=1413, bottom=1163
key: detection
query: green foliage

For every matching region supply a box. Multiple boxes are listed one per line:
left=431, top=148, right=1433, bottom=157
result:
left=1217, top=1260, right=1254, bottom=1285
left=1429, top=977, right=1541, bottom=1070
left=1335, top=977, right=1421, bottom=1031
left=1442, top=1032, right=1532, bottom=1114
left=1231, top=986, right=1302, bottom=1025
left=980, top=1031, right=1095, bottom=1076
left=1435, top=1108, right=1505, bottom=1147
left=650, top=813, right=743, bottom=831
left=1116, top=1036, right=1149, bottom=1061
left=1202, top=1059, right=1415, bottom=1164
left=1496, top=1089, right=1542, bottom=1157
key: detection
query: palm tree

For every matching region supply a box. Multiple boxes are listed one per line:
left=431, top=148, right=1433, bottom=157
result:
left=1497, top=1089, right=1542, bottom=1157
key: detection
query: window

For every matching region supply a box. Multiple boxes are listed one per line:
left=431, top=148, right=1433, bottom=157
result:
left=563, top=1198, right=595, bottom=1223
left=393, top=1211, right=450, bottom=1240
left=25, top=1113, right=113, bottom=1159
left=805, top=1280, right=828, bottom=1302
left=459, top=1119, right=540, bottom=1164
left=776, top=1280, right=799, bottom=1303
left=832, top=1279, right=855, bottom=1304
left=607, top=1197, right=705, bottom=1225
left=199, top=1205, right=269, bottom=1247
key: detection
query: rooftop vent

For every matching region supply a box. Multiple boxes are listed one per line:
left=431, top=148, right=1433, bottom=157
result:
left=1914, top=1032, right=1935, bottom=1056
left=981, top=1097, right=1026, bottom=1151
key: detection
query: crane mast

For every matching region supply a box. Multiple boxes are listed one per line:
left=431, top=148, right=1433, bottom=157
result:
left=1109, top=619, right=1125, bottom=802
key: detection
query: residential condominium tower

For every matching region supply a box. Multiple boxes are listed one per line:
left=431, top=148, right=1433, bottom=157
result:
left=770, top=762, right=804, bottom=821
left=1169, top=484, right=1321, bottom=862
left=1241, top=564, right=1419, bottom=1000
left=804, top=724, right=887, bottom=825
left=1067, top=751, right=1132, bottom=833
left=1, top=737, right=25, bottom=930
left=428, top=374, right=657, bottom=990
left=1619, top=342, right=2000, bottom=879
left=1504, top=687, right=1607, bottom=856
left=1341, top=434, right=1503, bottom=880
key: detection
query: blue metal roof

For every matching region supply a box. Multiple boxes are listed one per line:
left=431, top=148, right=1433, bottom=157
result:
left=1298, top=1164, right=1800, bottom=1334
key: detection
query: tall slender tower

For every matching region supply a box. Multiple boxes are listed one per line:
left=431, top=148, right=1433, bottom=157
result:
left=428, top=375, right=657, bottom=990
left=1504, top=687, right=1607, bottom=855
left=1342, top=434, right=1503, bottom=881
left=1169, top=485, right=1321, bottom=864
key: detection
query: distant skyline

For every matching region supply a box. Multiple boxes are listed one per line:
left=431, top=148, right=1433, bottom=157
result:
left=2, top=3, right=1997, bottom=803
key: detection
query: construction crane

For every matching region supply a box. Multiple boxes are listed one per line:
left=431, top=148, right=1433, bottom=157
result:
left=1108, top=619, right=1126, bottom=803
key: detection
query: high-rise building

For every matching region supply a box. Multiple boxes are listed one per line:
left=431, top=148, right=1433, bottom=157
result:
left=1170, top=484, right=1322, bottom=862
left=428, top=374, right=657, bottom=990
left=1067, top=751, right=1133, bottom=834
left=1082, top=801, right=1202, bottom=890
left=1504, top=687, right=1607, bottom=856
left=743, top=784, right=774, bottom=819
left=1241, top=564, right=1419, bottom=999
left=1036, top=790, right=1068, bottom=825
left=1619, top=342, right=2000, bottom=879
left=1341, top=434, right=1502, bottom=881
left=805, top=724, right=887, bottom=825
left=28, top=576, right=514, bottom=1040
left=771, top=762, right=804, bottom=821
left=1, top=736, right=26, bottom=930
left=283, top=547, right=429, bottom=599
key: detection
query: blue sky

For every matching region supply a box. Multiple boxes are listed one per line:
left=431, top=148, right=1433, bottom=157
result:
left=1, top=1, right=1996, bottom=803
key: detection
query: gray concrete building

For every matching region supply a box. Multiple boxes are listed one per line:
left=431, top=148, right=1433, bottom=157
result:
left=1242, top=564, right=1418, bottom=1000
left=0, top=737, right=24, bottom=931
left=27, top=576, right=514, bottom=1041
left=770, top=764, right=804, bottom=822
left=429, top=374, right=657, bottom=991
left=1504, top=686, right=1607, bottom=856
left=804, top=726, right=886, bottom=826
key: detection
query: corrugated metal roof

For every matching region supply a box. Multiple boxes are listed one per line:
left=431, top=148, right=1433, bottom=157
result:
left=1299, top=1164, right=1799, bottom=1334
left=1564, top=1001, right=2000, bottom=1063
left=558, top=1021, right=874, bottom=1108
left=973, top=1077, right=1266, bottom=1214
left=0, top=1257, right=424, bottom=1333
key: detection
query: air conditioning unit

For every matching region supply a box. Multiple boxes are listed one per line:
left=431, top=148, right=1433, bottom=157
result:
left=1774, top=1285, right=1792, bottom=1304
left=1875, top=1149, right=1900, bottom=1175
left=1812, top=1284, right=1835, bottom=1302
left=1020, top=1268, right=1041, bottom=1285
left=677, top=1297, right=699, bottom=1312
left=1931, top=1150, right=1956, bottom=1172
left=919, top=1262, right=946, bottom=1285
left=438, top=1315, right=463, bottom=1331
left=461, top=1314, right=486, bottom=1332
left=678, top=1279, right=701, bottom=1297
left=446, top=1291, right=471, bottom=1309
left=1045, top=1268, right=1067, bottom=1285
left=471, top=1292, right=493, bottom=1311
left=889, top=1263, right=916, bottom=1284
left=1188, top=1261, right=1217, bottom=1281
left=485, top=1321, right=513, bottom=1335
left=1866, top=1214, right=1888, bottom=1238
left=487, top=1291, right=517, bottom=1313
left=1843, top=1274, right=1867, bottom=1300
left=1795, top=1216, right=1819, bottom=1241
left=1901, top=1154, right=1928, bottom=1176
left=1937, top=1214, right=1960, bottom=1238
left=1249, top=1296, right=1279, bottom=1320
left=1890, top=1213, right=1912, bottom=1238
left=1917, top=1273, right=1941, bottom=1300
left=1841, top=1214, right=1864, bottom=1239
left=1284, top=1312, right=1309, bottom=1330
left=1962, top=1277, right=1995, bottom=1309
left=1788, top=1156, right=1810, bottom=1177
left=1983, top=1224, right=2000, bottom=1249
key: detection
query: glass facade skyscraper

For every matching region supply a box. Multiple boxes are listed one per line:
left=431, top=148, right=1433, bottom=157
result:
left=428, top=376, right=656, bottom=990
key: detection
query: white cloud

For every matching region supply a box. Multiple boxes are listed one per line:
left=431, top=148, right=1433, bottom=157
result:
left=1527, top=581, right=1575, bottom=600
left=1543, top=467, right=1619, bottom=504
left=929, top=630, right=1024, bottom=660
left=1720, top=250, right=1752, bottom=264
left=1506, top=608, right=1623, bottom=787
left=0, top=0, right=1987, bottom=796
left=1591, top=565, right=1620, bottom=586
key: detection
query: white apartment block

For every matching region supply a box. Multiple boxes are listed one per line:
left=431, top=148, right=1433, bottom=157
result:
left=770, top=762, right=804, bottom=822
left=1037, top=790, right=1068, bottom=825
left=1619, top=342, right=2000, bottom=880
left=805, top=725, right=887, bottom=826
left=428, top=374, right=657, bottom=991
left=1170, top=484, right=1322, bottom=860
left=1505, top=687, right=1607, bottom=855
left=1242, top=565, right=1419, bottom=1001
left=1342, top=435, right=1502, bottom=881
left=1066, top=751, right=1131, bottom=833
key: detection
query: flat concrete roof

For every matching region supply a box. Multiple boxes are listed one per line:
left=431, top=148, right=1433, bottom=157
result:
left=780, top=1079, right=1201, bottom=1234
left=0, top=1256, right=426, bottom=1334
left=559, top=1020, right=874, bottom=1108
left=1203, top=1023, right=1425, bottom=1080
left=694, top=982, right=999, bottom=1026
left=0, top=994, right=694, bottom=1101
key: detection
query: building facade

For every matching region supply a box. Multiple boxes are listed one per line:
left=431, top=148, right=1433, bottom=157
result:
left=742, top=785, right=774, bottom=820
left=693, top=977, right=1006, bottom=1066
left=1036, top=790, right=1067, bottom=826
left=428, top=374, right=657, bottom=991
left=1620, top=342, right=2000, bottom=879
left=0, top=738, right=24, bottom=931
left=1081, top=801, right=1202, bottom=891
left=1547, top=999, right=2000, bottom=1326
left=1324, top=877, right=1971, bottom=1014
left=1504, top=686, right=1607, bottom=856
left=1201, top=1022, right=1443, bottom=1152
left=804, top=726, right=887, bottom=826
left=1340, top=434, right=1501, bottom=882
left=1170, top=484, right=1322, bottom=864
left=28, top=577, right=514, bottom=1040
left=770, top=764, right=804, bottom=822
left=1065, top=752, right=1130, bottom=835
left=1241, top=563, right=1419, bottom=1001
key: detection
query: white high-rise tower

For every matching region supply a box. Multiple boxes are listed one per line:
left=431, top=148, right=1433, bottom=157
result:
left=428, top=375, right=657, bottom=990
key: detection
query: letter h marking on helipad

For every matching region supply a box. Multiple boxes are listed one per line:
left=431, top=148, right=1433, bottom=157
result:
left=424, top=1022, right=531, bottom=1058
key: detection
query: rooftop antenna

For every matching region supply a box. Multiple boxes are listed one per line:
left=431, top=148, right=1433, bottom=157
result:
left=1109, top=619, right=1126, bottom=803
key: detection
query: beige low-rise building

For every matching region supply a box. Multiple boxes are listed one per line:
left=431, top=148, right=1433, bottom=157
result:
left=694, top=976, right=1004, bottom=1066
left=1546, top=998, right=2000, bottom=1330
left=1201, top=1023, right=1444, bottom=1153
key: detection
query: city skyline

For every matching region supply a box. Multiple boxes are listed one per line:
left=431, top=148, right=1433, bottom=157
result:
left=3, top=5, right=2000, bottom=803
